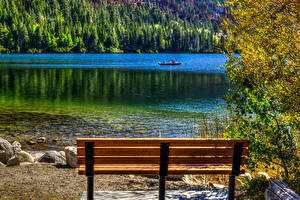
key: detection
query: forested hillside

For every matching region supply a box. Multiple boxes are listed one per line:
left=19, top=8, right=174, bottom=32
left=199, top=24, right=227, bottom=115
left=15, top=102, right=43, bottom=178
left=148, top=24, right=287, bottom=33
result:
left=92, top=0, right=222, bottom=22
left=0, top=0, right=224, bottom=53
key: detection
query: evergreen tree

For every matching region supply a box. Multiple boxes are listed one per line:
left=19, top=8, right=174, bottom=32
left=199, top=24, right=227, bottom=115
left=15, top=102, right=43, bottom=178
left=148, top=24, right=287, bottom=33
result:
left=0, top=0, right=222, bottom=53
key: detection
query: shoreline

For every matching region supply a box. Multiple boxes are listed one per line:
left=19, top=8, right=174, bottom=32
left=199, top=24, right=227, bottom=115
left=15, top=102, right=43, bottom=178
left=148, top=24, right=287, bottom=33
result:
left=0, top=52, right=224, bottom=55
left=0, top=163, right=202, bottom=200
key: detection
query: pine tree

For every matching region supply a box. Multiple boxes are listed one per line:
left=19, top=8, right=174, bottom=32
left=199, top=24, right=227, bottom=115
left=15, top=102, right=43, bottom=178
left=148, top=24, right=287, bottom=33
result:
left=0, top=0, right=221, bottom=53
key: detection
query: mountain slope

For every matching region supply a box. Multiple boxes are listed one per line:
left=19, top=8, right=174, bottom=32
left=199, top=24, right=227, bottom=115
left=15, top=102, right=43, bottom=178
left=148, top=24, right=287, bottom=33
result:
left=90, top=0, right=222, bottom=22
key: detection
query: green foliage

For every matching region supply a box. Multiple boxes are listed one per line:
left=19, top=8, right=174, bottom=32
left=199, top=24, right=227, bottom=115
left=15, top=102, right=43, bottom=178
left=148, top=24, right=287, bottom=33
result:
left=241, top=174, right=300, bottom=199
left=47, top=33, right=58, bottom=50
left=27, top=48, right=43, bottom=53
left=0, top=45, right=6, bottom=53
left=0, top=0, right=223, bottom=53
left=285, top=171, right=300, bottom=195
left=222, top=0, right=299, bottom=180
left=60, top=31, right=73, bottom=48
left=241, top=176, right=269, bottom=200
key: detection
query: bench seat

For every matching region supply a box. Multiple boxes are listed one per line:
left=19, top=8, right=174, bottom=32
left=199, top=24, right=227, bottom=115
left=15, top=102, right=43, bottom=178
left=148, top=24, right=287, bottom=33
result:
left=79, top=164, right=245, bottom=175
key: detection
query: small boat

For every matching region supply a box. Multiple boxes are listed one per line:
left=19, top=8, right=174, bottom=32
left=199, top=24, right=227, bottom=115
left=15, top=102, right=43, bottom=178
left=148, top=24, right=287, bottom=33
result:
left=158, top=62, right=182, bottom=65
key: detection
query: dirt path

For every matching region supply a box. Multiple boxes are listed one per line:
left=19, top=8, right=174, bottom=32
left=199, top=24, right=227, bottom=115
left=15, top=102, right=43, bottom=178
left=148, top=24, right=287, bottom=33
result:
left=0, top=163, right=202, bottom=200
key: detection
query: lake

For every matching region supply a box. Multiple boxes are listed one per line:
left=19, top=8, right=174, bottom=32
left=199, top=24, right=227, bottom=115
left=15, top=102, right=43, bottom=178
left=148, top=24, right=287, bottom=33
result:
left=0, top=54, right=229, bottom=147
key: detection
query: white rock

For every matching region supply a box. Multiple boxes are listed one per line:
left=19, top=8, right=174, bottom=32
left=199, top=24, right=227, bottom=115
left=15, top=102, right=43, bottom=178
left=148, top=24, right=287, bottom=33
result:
left=7, top=156, right=20, bottom=166
left=241, top=173, right=252, bottom=181
left=37, top=137, right=46, bottom=143
left=59, top=151, right=65, bottom=158
left=237, top=173, right=252, bottom=186
left=12, top=141, right=22, bottom=155
left=258, top=172, right=270, bottom=180
left=30, top=152, right=44, bottom=162
left=64, top=146, right=78, bottom=168
left=17, top=151, right=34, bottom=163
left=0, top=137, right=14, bottom=164
left=213, top=183, right=226, bottom=190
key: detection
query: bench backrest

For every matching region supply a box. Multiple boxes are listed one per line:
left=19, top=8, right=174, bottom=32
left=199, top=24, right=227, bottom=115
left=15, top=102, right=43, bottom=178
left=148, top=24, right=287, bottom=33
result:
left=77, top=138, right=249, bottom=175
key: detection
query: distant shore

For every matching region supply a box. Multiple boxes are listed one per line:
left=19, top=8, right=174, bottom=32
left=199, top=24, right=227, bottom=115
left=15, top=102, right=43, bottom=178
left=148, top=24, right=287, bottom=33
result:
left=0, top=52, right=224, bottom=54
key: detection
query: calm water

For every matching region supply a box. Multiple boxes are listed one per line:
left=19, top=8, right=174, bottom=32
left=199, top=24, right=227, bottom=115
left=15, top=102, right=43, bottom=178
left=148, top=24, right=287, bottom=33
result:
left=0, top=54, right=229, bottom=144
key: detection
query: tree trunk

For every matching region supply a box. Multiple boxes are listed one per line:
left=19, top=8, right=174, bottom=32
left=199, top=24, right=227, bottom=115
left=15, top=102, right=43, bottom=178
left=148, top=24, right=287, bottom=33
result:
left=265, top=178, right=300, bottom=200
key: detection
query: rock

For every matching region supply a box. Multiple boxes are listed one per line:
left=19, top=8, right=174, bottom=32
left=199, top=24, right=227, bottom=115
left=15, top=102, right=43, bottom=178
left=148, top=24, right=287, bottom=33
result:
left=37, top=137, right=46, bottom=143
left=237, top=173, right=252, bottom=185
left=64, top=146, right=78, bottom=168
left=38, top=151, right=66, bottom=165
left=26, top=140, right=37, bottom=145
left=128, top=175, right=135, bottom=179
left=6, top=150, right=35, bottom=166
left=0, top=161, right=5, bottom=167
left=53, top=138, right=61, bottom=143
left=59, top=151, right=65, bottom=158
left=17, top=151, right=34, bottom=163
left=0, top=137, right=14, bottom=164
left=7, top=156, right=20, bottom=166
left=30, top=152, right=44, bottom=162
left=258, top=172, right=270, bottom=180
left=206, top=181, right=215, bottom=189
left=12, top=141, right=22, bottom=155
left=213, top=183, right=226, bottom=190
left=243, top=173, right=252, bottom=180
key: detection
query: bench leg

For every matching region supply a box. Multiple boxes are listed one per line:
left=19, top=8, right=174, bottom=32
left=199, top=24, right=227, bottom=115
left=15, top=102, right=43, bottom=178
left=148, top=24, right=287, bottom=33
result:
left=159, top=143, right=169, bottom=200
left=228, top=175, right=235, bottom=200
left=87, top=176, right=94, bottom=200
left=159, top=176, right=166, bottom=200
left=85, top=142, right=95, bottom=200
left=228, top=143, right=243, bottom=200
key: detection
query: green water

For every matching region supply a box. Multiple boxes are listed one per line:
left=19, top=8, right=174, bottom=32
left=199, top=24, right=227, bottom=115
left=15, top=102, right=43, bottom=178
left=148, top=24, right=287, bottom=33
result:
left=0, top=54, right=229, bottom=146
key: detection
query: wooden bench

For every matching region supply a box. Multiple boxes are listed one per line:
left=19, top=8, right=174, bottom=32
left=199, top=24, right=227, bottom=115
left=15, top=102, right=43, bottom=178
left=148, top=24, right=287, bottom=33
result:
left=77, top=138, right=250, bottom=200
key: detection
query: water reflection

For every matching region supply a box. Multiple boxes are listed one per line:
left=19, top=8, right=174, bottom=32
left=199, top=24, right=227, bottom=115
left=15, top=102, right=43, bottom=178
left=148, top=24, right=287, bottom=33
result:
left=0, top=68, right=228, bottom=109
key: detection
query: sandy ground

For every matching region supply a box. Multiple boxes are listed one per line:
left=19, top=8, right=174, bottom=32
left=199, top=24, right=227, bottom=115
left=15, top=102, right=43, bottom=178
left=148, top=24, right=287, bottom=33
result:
left=0, top=163, right=203, bottom=200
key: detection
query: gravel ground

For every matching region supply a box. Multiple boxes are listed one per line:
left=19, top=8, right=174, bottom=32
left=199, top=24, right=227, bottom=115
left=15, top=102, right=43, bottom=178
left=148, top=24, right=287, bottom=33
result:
left=0, top=163, right=208, bottom=200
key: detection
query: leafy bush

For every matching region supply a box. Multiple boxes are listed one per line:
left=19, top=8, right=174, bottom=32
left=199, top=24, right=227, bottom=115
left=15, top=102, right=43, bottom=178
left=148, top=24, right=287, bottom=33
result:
left=241, top=176, right=269, bottom=200
left=286, top=171, right=300, bottom=195
left=222, top=0, right=300, bottom=180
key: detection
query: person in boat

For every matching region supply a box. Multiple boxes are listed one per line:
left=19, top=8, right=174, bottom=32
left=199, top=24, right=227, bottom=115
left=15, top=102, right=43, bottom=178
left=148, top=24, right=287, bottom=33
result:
left=171, top=59, right=175, bottom=63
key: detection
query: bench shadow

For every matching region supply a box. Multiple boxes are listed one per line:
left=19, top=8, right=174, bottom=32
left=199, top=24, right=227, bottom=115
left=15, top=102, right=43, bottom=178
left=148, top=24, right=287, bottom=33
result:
left=82, top=190, right=228, bottom=200
left=170, top=191, right=228, bottom=200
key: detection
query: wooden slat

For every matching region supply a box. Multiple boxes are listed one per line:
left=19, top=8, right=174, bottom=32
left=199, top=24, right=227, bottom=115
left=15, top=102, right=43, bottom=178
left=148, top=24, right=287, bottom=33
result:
left=78, top=156, right=248, bottom=165
left=77, top=147, right=249, bottom=157
left=77, top=147, right=160, bottom=157
left=78, top=164, right=246, bottom=175
left=77, top=138, right=250, bottom=148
